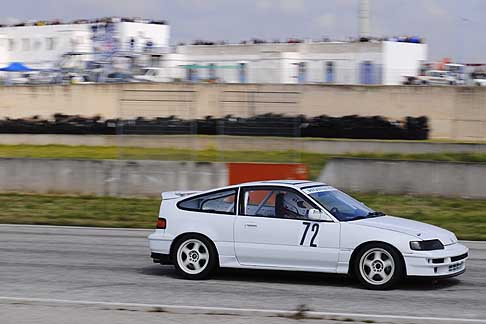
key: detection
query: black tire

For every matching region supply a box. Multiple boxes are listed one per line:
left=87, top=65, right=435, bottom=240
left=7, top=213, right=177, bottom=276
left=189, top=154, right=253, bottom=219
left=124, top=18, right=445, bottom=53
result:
left=171, top=234, right=218, bottom=280
left=353, top=242, right=404, bottom=290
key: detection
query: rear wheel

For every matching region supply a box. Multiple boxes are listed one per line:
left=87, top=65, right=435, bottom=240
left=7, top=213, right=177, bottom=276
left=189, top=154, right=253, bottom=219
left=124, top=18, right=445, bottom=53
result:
left=354, top=243, right=404, bottom=290
left=172, top=235, right=218, bottom=280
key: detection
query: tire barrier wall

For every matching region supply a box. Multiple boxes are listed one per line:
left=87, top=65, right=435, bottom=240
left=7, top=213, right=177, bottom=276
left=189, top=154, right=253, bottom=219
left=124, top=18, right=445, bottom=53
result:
left=1, top=84, right=486, bottom=140
left=0, top=114, right=429, bottom=140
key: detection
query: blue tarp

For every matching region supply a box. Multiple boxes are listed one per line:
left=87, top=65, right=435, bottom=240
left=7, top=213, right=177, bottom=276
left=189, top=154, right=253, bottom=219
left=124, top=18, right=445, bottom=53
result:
left=0, top=62, right=35, bottom=72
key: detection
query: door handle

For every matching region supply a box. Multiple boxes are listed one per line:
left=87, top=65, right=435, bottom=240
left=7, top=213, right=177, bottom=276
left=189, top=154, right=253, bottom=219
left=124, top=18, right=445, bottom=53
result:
left=244, top=223, right=258, bottom=228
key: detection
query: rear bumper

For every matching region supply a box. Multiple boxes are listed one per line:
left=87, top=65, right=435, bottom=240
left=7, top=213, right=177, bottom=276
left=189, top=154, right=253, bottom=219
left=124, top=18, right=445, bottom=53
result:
left=148, top=231, right=172, bottom=254
left=404, top=243, right=468, bottom=277
left=148, top=231, right=173, bottom=265
left=151, top=252, right=172, bottom=265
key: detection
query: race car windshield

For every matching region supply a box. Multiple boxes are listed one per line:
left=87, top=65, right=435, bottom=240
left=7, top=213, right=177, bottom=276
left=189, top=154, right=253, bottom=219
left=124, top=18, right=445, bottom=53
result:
left=307, top=188, right=382, bottom=221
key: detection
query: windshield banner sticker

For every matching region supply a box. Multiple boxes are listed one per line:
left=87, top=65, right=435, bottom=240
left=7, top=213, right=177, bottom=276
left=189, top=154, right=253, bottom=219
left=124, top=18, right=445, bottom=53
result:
left=302, top=186, right=334, bottom=194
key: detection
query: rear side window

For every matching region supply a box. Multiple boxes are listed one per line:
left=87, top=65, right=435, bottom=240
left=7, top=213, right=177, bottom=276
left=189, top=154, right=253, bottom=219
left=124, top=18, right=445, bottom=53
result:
left=178, top=189, right=237, bottom=215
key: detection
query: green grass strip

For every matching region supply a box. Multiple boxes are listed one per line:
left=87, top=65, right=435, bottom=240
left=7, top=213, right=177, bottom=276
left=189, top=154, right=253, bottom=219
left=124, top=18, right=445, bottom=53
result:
left=0, top=193, right=484, bottom=240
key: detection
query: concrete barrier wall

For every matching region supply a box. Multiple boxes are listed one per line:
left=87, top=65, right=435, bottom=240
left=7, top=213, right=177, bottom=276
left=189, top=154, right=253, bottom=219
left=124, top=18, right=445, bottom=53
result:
left=1, top=157, right=485, bottom=199
left=1, top=83, right=486, bottom=140
left=319, top=158, right=486, bottom=199
left=0, top=158, right=228, bottom=197
left=1, top=134, right=486, bottom=154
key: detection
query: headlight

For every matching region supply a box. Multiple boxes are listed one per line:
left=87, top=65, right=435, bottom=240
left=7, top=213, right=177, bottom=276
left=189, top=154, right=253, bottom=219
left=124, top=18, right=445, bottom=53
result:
left=409, top=239, right=444, bottom=251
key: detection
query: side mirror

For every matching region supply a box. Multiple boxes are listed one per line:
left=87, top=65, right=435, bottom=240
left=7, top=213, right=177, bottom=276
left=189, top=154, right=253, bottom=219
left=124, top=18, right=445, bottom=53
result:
left=308, top=209, right=333, bottom=222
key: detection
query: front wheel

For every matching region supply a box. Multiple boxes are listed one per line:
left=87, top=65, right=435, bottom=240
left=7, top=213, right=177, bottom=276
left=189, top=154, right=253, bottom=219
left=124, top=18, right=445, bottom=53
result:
left=172, top=235, right=218, bottom=280
left=354, top=243, right=404, bottom=290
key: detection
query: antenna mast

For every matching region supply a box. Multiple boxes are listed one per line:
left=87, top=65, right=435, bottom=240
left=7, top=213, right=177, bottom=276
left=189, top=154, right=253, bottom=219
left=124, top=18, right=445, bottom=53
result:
left=359, top=0, right=370, bottom=38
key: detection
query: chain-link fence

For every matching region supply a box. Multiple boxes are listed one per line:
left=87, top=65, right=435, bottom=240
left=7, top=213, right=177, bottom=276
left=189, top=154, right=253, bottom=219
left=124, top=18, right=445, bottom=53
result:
left=117, top=86, right=306, bottom=163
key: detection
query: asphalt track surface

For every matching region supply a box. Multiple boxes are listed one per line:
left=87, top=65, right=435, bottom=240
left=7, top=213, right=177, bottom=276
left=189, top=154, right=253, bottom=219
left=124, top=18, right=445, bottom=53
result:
left=1, top=224, right=485, bottom=323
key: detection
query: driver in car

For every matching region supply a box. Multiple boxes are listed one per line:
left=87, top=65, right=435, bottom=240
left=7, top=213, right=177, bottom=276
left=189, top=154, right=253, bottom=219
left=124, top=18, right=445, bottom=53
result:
left=275, top=192, right=310, bottom=219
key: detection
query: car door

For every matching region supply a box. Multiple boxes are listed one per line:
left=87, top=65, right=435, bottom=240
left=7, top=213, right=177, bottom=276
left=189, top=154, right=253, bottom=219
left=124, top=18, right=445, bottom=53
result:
left=234, top=186, right=340, bottom=271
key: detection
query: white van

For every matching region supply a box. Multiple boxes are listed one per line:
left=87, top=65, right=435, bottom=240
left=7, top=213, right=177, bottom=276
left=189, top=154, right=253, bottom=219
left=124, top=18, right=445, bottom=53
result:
left=134, top=67, right=169, bottom=82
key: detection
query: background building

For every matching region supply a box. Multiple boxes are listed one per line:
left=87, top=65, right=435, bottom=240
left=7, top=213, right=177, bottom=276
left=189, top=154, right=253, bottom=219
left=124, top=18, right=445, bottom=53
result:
left=0, top=18, right=170, bottom=70
left=0, top=17, right=427, bottom=85
left=165, top=40, right=427, bottom=85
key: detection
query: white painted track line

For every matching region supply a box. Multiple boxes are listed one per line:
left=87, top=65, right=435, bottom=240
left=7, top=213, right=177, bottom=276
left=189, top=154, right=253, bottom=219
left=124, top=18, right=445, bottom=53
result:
left=0, top=297, right=485, bottom=323
left=0, top=223, right=151, bottom=231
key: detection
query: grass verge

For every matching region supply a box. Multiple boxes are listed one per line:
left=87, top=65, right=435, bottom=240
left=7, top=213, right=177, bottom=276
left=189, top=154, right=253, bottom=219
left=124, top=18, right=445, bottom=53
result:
left=0, top=193, right=484, bottom=240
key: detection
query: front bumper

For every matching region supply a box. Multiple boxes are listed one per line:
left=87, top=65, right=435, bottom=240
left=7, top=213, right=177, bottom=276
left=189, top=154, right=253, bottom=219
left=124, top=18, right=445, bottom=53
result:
left=403, top=242, right=468, bottom=277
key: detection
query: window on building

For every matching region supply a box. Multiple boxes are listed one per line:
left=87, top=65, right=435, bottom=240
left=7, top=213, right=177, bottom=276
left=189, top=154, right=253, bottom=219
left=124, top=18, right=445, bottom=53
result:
left=22, top=38, right=30, bottom=51
left=186, top=66, right=198, bottom=82
left=8, top=39, right=15, bottom=51
left=297, top=62, right=306, bottom=84
left=239, top=62, right=247, bottom=83
left=33, top=39, right=42, bottom=50
left=360, top=61, right=374, bottom=84
left=325, top=61, right=335, bottom=83
left=208, top=63, right=217, bottom=80
left=46, top=37, right=56, bottom=50
left=150, top=55, right=161, bottom=67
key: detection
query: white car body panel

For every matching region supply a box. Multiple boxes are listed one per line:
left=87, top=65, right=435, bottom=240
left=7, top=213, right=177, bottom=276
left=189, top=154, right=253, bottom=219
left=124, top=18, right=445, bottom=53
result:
left=148, top=181, right=468, bottom=279
left=234, top=216, right=340, bottom=271
left=352, top=216, right=458, bottom=244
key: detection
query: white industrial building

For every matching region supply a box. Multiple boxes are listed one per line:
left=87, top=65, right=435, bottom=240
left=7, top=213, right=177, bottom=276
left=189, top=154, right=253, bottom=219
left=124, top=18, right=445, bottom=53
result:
left=0, top=18, right=170, bottom=69
left=163, top=40, right=427, bottom=85
left=158, top=0, right=426, bottom=86
left=0, top=14, right=427, bottom=85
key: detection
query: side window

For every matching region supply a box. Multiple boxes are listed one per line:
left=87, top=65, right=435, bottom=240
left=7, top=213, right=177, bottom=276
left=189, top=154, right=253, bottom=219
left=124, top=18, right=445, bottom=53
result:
left=178, top=189, right=236, bottom=215
left=276, top=190, right=313, bottom=220
left=241, top=188, right=313, bottom=220
left=243, top=190, right=276, bottom=217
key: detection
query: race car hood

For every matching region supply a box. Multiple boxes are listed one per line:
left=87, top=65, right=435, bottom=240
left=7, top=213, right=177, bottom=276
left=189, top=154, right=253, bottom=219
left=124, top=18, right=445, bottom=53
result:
left=354, top=216, right=458, bottom=245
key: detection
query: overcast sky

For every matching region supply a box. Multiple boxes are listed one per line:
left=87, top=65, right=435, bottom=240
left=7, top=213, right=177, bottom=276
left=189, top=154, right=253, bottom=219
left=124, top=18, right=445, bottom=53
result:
left=1, top=0, right=485, bottom=61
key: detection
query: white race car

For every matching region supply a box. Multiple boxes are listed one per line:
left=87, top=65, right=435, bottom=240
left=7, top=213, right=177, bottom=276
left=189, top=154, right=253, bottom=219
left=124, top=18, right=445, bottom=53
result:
left=148, top=180, right=468, bottom=289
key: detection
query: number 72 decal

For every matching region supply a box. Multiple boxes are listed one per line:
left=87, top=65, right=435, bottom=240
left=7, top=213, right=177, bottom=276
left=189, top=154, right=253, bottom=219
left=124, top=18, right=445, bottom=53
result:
left=300, top=221, right=319, bottom=247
